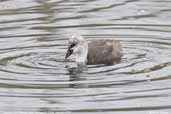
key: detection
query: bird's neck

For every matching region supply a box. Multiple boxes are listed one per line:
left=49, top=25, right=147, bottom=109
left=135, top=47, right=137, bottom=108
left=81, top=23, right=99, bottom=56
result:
left=75, top=42, right=88, bottom=64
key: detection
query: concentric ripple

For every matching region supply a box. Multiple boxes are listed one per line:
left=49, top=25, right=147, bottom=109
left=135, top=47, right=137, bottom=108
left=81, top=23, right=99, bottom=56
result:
left=0, top=0, right=171, bottom=113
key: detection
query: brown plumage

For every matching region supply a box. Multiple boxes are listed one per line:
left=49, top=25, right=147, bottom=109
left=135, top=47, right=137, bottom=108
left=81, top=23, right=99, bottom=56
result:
left=87, top=40, right=122, bottom=65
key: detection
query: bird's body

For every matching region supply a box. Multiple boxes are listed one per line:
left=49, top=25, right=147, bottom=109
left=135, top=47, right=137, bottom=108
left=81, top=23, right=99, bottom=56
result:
left=65, top=35, right=122, bottom=65
left=87, top=40, right=122, bottom=65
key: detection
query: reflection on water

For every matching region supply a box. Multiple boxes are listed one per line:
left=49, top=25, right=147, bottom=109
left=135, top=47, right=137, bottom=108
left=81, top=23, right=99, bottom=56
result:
left=0, top=0, right=171, bottom=113
left=67, top=65, right=88, bottom=88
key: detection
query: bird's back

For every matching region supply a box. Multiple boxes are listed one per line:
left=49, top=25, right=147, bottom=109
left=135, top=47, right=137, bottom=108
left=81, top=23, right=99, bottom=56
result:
left=87, top=39, right=122, bottom=65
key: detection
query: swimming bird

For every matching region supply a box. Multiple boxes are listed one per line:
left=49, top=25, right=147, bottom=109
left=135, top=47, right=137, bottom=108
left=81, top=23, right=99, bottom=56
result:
left=65, top=35, right=122, bottom=65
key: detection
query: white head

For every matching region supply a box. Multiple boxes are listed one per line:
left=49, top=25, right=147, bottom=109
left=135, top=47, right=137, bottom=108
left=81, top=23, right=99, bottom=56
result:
left=65, top=35, right=88, bottom=64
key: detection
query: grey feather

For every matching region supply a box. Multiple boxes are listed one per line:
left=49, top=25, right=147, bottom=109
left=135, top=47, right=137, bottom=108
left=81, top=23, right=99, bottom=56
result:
left=87, top=40, right=122, bottom=65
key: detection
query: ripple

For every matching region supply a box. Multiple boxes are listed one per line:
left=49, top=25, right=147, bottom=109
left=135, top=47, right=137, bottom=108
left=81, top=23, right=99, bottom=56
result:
left=0, top=0, right=171, bottom=113
left=0, top=33, right=171, bottom=112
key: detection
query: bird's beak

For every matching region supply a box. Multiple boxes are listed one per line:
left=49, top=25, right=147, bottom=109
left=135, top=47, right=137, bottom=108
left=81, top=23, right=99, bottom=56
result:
left=65, top=43, right=76, bottom=59
left=65, top=47, right=73, bottom=59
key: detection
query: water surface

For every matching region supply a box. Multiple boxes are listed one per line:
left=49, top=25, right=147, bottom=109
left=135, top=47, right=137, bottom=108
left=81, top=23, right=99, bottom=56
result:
left=0, top=0, right=171, bottom=113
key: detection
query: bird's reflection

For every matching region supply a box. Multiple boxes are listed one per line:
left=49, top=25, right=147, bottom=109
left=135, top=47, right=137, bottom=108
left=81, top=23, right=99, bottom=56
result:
left=66, top=64, right=89, bottom=88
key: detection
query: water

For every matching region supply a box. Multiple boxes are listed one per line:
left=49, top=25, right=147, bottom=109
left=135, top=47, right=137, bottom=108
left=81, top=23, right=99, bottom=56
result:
left=0, top=0, right=171, bottom=113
